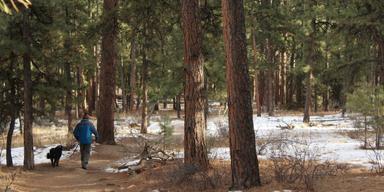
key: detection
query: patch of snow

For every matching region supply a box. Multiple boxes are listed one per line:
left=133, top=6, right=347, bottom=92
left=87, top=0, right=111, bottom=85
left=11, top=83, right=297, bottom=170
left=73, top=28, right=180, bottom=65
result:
left=105, top=159, right=141, bottom=173
left=169, top=114, right=379, bottom=168
left=0, top=144, right=74, bottom=166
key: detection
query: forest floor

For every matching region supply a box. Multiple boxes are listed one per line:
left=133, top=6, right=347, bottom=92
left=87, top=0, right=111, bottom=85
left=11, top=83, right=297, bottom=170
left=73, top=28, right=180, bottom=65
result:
left=2, top=111, right=384, bottom=191
left=1, top=137, right=384, bottom=192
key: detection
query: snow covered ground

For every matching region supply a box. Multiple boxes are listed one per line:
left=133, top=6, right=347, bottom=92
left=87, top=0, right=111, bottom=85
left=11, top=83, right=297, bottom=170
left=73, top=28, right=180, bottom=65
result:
left=2, top=113, right=381, bottom=170
left=207, top=114, right=381, bottom=168
left=0, top=144, right=74, bottom=166
left=137, top=114, right=380, bottom=168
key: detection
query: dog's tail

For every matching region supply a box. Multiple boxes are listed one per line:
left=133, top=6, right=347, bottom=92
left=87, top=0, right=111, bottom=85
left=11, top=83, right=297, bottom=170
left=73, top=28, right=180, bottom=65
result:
left=47, top=153, right=51, bottom=159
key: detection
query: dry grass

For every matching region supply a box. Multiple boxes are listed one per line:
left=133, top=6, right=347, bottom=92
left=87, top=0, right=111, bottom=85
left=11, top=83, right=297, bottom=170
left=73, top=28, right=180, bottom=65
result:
left=1, top=124, right=70, bottom=148
left=121, top=159, right=384, bottom=192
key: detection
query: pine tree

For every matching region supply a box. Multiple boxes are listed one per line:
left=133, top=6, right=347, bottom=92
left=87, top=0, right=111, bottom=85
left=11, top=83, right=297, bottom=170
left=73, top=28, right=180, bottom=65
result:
left=181, top=0, right=209, bottom=170
left=222, top=0, right=261, bottom=189
left=97, top=0, right=118, bottom=144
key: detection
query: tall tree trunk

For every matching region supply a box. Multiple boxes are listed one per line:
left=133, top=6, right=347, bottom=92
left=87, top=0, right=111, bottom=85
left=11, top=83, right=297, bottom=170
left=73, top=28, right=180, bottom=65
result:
left=375, top=38, right=384, bottom=148
left=6, top=53, right=16, bottom=167
left=88, top=45, right=99, bottom=114
left=23, top=11, right=34, bottom=169
left=120, top=55, right=128, bottom=113
left=181, top=0, right=209, bottom=170
left=129, top=36, right=137, bottom=112
left=303, top=64, right=312, bottom=123
left=87, top=75, right=96, bottom=113
left=280, top=49, right=286, bottom=106
left=6, top=116, right=16, bottom=167
left=64, top=6, right=73, bottom=135
left=323, top=43, right=329, bottom=112
left=251, top=30, right=261, bottom=117
left=221, top=0, right=261, bottom=189
left=303, top=19, right=316, bottom=123
left=76, top=66, right=86, bottom=117
left=266, top=39, right=274, bottom=116
left=64, top=42, right=73, bottom=134
left=140, top=49, right=148, bottom=134
left=286, top=43, right=295, bottom=105
left=97, top=0, right=118, bottom=144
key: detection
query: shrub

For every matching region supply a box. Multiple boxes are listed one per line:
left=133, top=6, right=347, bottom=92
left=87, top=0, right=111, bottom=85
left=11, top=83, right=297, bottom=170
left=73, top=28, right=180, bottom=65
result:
left=159, top=116, right=174, bottom=150
left=269, top=134, right=349, bottom=191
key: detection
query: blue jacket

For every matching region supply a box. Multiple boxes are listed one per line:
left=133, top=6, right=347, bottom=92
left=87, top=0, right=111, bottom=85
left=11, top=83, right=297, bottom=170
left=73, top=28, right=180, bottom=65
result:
left=73, top=119, right=99, bottom=144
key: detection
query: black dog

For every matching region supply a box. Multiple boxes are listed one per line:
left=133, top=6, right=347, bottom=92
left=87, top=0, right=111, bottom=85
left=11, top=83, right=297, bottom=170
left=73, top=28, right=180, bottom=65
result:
left=46, top=145, right=63, bottom=167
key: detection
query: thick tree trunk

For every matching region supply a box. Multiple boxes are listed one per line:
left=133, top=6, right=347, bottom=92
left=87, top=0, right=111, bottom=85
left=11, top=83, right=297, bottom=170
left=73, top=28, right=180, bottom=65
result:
left=221, top=0, right=261, bottom=189
left=6, top=116, right=16, bottom=167
left=141, top=49, right=149, bottom=134
left=181, top=0, right=209, bottom=170
left=251, top=30, right=261, bottom=117
left=303, top=66, right=312, bottom=123
left=23, top=11, right=34, bottom=169
left=129, top=36, right=137, bottom=112
left=87, top=75, right=96, bottom=114
left=6, top=54, right=16, bottom=167
left=97, top=0, right=118, bottom=144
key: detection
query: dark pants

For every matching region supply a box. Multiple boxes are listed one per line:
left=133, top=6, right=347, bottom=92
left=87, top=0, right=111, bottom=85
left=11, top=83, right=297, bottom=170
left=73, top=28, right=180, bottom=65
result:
left=80, top=144, right=91, bottom=169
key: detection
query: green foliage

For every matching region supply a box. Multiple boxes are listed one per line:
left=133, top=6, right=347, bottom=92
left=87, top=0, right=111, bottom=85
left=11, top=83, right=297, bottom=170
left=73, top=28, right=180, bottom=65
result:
left=347, top=84, right=376, bottom=116
left=347, top=84, right=384, bottom=148
left=159, top=116, right=174, bottom=150
left=0, top=0, right=383, bottom=124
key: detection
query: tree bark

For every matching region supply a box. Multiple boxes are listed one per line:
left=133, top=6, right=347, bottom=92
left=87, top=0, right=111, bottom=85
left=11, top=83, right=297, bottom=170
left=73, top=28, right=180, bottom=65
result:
left=77, top=66, right=86, bottom=117
left=6, top=53, right=17, bottom=167
left=221, top=0, right=261, bottom=189
left=286, top=43, right=295, bottom=106
left=97, top=0, right=118, bottom=144
left=140, top=48, right=149, bottom=134
left=64, top=52, right=73, bottom=133
left=129, top=36, right=137, bottom=112
left=88, top=45, right=99, bottom=114
left=120, top=55, right=128, bottom=113
left=181, top=0, right=210, bottom=170
left=64, top=6, right=73, bottom=135
left=280, top=49, right=287, bottom=106
left=251, top=30, right=261, bottom=117
left=303, top=20, right=316, bottom=123
left=176, top=93, right=181, bottom=118
left=266, top=39, right=274, bottom=116
left=23, top=11, right=34, bottom=169
left=6, top=116, right=16, bottom=167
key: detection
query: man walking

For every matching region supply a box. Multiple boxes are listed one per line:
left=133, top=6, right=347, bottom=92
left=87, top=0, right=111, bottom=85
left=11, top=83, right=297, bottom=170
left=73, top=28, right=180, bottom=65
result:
left=73, top=112, right=99, bottom=169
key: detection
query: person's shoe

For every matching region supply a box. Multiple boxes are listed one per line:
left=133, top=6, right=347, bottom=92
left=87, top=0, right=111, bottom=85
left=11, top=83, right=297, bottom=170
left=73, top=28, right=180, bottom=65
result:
left=82, top=166, right=87, bottom=169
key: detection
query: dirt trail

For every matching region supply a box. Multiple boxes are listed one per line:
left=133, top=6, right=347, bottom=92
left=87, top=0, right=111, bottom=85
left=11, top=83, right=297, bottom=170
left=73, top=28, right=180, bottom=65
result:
left=4, top=144, right=138, bottom=192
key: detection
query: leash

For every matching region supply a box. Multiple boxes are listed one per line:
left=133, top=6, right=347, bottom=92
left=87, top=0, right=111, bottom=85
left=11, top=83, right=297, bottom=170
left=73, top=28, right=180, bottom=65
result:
left=69, top=143, right=79, bottom=157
